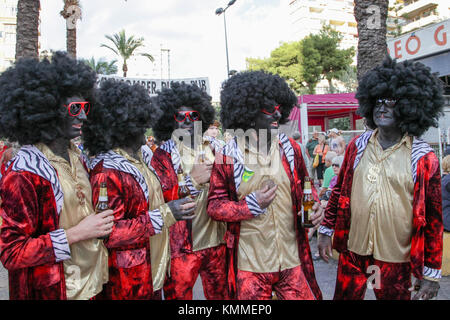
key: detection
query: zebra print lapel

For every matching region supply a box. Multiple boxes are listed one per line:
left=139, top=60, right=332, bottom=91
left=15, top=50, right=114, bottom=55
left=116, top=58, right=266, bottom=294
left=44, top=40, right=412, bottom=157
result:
left=353, top=130, right=373, bottom=170
left=11, top=145, right=64, bottom=215
left=140, top=145, right=156, bottom=174
left=222, top=137, right=245, bottom=192
left=222, top=133, right=295, bottom=193
left=411, top=138, right=434, bottom=184
left=91, top=150, right=149, bottom=201
left=353, top=130, right=434, bottom=184
left=160, top=139, right=182, bottom=173
left=278, top=132, right=295, bottom=178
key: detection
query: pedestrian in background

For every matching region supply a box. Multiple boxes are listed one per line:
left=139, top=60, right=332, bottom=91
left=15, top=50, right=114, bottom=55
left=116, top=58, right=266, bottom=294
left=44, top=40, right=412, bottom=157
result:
left=313, top=134, right=329, bottom=186
left=327, top=128, right=346, bottom=156
left=292, top=131, right=310, bottom=176
left=306, top=131, right=319, bottom=181
left=319, top=151, right=337, bottom=197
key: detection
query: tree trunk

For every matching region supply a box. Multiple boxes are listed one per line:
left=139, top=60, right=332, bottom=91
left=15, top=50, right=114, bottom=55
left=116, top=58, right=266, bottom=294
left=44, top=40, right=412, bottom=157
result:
left=67, top=28, right=77, bottom=58
left=354, top=0, right=389, bottom=82
left=15, top=0, right=40, bottom=60
left=123, top=61, right=128, bottom=78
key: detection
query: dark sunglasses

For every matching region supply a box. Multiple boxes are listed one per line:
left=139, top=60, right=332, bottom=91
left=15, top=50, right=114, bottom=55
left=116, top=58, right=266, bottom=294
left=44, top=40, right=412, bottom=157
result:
left=64, top=101, right=90, bottom=117
left=261, top=104, right=281, bottom=115
left=332, top=164, right=340, bottom=168
left=174, top=110, right=201, bottom=123
left=375, top=98, right=396, bottom=108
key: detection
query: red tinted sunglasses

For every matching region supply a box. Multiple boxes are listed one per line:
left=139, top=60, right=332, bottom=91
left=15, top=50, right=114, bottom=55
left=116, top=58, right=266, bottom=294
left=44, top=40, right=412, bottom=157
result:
left=174, top=110, right=201, bottom=123
left=64, top=101, right=91, bottom=116
left=261, top=104, right=280, bottom=115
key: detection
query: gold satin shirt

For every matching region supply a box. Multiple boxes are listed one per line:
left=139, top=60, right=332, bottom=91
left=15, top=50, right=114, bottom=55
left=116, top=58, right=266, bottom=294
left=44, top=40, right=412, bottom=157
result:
left=113, top=148, right=176, bottom=291
left=348, top=130, right=414, bottom=263
left=236, top=136, right=300, bottom=273
left=38, top=142, right=109, bottom=300
left=175, top=138, right=226, bottom=251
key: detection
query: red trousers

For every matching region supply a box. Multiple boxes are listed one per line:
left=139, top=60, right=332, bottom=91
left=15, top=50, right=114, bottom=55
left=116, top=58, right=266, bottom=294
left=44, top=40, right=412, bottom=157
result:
left=334, top=250, right=412, bottom=300
left=163, top=245, right=229, bottom=300
left=236, top=265, right=315, bottom=300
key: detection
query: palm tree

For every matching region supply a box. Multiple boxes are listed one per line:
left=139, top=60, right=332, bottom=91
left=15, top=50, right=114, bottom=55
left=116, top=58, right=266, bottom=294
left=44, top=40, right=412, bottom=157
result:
left=354, top=0, right=389, bottom=81
left=101, top=29, right=154, bottom=77
left=60, top=0, right=81, bottom=58
left=82, top=57, right=118, bottom=75
left=15, top=0, right=40, bottom=60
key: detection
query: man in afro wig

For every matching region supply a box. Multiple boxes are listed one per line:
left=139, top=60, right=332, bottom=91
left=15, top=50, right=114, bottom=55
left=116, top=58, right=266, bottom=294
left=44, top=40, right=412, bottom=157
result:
left=0, top=51, right=115, bottom=300
left=318, top=56, right=444, bottom=300
left=207, top=70, right=324, bottom=300
left=150, top=82, right=230, bottom=300
left=83, top=79, right=196, bottom=300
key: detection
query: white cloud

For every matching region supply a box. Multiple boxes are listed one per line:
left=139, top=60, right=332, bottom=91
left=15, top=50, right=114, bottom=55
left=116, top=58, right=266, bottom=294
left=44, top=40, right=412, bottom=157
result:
left=39, top=0, right=292, bottom=101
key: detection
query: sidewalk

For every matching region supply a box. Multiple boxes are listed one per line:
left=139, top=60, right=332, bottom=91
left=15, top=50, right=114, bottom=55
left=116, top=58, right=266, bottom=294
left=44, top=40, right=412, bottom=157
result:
left=0, top=238, right=448, bottom=300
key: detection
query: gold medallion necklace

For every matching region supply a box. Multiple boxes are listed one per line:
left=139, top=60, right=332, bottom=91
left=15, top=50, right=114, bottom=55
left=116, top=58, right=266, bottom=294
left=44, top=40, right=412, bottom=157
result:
left=367, top=137, right=404, bottom=184
left=58, top=159, right=86, bottom=206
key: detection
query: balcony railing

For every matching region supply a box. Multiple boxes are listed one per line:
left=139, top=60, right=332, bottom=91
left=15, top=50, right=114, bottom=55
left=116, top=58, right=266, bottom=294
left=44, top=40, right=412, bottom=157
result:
left=401, top=13, right=441, bottom=32
left=397, top=0, right=438, bottom=18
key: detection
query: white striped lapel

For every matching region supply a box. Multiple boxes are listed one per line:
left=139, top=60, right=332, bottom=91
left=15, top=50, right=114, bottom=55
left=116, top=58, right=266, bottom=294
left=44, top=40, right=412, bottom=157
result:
left=411, top=138, right=434, bottom=184
left=11, top=145, right=64, bottom=215
left=222, top=137, right=245, bottom=192
left=93, top=150, right=150, bottom=201
left=279, top=133, right=295, bottom=177
left=353, top=130, right=373, bottom=170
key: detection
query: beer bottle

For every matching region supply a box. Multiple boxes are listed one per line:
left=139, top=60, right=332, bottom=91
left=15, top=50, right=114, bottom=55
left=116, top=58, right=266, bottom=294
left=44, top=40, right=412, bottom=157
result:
left=301, top=177, right=314, bottom=228
left=199, top=139, right=208, bottom=163
left=96, top=181, right=109, bottom=240
left=177, top=166, right=193, bottom=248
left=177, top=167, right=191, bottom=198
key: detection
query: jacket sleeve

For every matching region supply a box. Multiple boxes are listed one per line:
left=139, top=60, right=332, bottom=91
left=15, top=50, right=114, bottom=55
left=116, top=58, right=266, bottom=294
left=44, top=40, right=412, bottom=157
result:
left=207, top=153, right=260, bottom=223
left=150, top=150, right=178, bottom=202
left=421, top=153, right=443, bottom=278
left=0, top=172, right=67, bottom=270
left=91, top=170, right=158, bottom=249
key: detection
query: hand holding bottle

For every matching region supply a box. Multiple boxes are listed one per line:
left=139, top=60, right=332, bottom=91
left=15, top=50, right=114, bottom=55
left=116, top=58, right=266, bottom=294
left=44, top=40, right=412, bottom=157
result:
left=66, top=209, right=115, bottom=245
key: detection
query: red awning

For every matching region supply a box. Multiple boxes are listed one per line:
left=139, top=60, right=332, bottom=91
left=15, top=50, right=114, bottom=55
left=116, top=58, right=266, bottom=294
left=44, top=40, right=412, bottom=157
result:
left=289, top=93, right=361, bottom=119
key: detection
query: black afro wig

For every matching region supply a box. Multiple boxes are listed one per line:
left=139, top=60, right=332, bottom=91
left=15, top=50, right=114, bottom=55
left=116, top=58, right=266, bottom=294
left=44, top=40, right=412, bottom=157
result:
left=0, top=51, right=97, bottom=145
left=219, top=70, right=297, bottom=131
left=152, top=82, right=215, bottom=141
left=356, top=55, right=444, bottom=137
left=82, top=79, right=161, bottom=156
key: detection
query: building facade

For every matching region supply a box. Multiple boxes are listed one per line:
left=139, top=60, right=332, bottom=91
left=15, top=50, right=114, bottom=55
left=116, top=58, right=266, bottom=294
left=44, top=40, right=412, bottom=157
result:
left=287, top=0, right=358, bottom=50
left=0, top=0, right=17, bottom=72
left=390, top=0, right=450, bottom=34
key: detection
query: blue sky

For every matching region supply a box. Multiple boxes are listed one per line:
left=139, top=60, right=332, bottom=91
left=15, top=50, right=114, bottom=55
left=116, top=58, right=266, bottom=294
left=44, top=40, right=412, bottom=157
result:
left=40, top=0, right=293, bottom=101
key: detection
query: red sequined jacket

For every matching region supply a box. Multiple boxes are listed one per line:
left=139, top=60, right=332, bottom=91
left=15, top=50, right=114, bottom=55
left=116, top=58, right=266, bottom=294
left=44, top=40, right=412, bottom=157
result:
left=151, top=146, right=193, bottom=257
left=206, top=136, right=323, bottom=300
left=0, top=171, right=68, bottom=300
left=320, top=131, right=443, bottom=280
left=90, top=162, right=159, bottom=299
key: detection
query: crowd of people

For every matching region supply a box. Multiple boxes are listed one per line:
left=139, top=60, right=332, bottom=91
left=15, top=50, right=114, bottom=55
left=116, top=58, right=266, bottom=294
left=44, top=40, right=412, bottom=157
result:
left=0, top=51, right=447, bottom=301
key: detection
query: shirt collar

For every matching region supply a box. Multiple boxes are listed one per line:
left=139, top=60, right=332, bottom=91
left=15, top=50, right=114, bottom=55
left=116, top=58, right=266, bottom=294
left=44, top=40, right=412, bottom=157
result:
left=370, top=129, right=412, bottom=150
left=36, top=141, right=80, bottom=164
left=113, top=147, right=142, bottom=165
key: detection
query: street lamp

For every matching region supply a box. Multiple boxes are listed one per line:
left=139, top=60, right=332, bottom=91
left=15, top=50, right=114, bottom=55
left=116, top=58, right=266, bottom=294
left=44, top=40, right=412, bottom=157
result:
left=215, top=0, right=237, bottom=78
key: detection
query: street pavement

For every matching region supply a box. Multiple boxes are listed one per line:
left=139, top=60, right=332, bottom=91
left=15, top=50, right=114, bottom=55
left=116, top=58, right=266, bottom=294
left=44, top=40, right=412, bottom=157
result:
left=0, top=236, right=448, bottom=300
